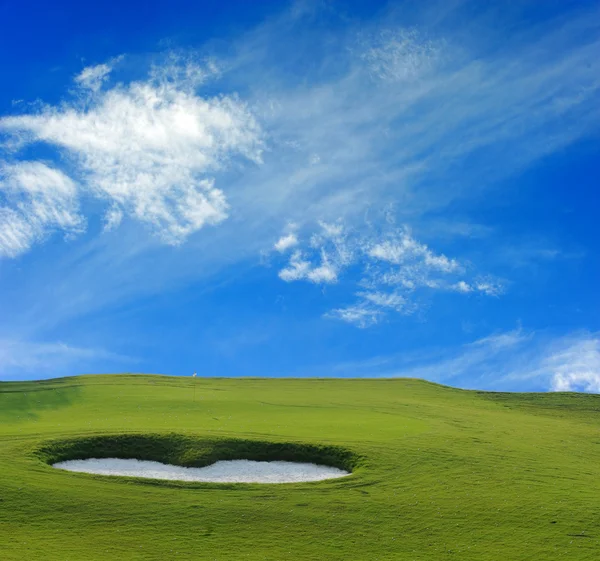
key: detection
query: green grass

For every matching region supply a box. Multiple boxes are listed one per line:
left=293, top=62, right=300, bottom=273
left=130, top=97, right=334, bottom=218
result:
left=1, top=375, right=599, bottom=560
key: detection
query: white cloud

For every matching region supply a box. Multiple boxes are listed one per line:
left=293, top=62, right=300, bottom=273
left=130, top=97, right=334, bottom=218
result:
left=552, top=371, right=600, bottom=393
left=276, top=221, right=354, bottom=285
left=274, top=232, right=298, bottom=252
left=474, top=279, right=505, bottom=297
left=272, top=221, right=502, bottom=325
left=491, top=331, right=600, bottom=393
left=451, top=280, right=473, bottom=293
left=0, top=162, right=84, bottom=257
left=316, top=221, right=345, bottom=240
left=0, top=61, right=263, bottom=249
left=326, top=304, right=382, bottom=329
left=424, top=253, right=459, bottom=273
left=547, top=338, right=600, bottom=392
left=379, top=329, right=600, bottom=393
left=307, top=256, right=338, bottom=283
left=278, top=248, right=338, bottom=284
left=447, top=279, right=505, bottom=296
left=359, top=290, right=407, bottom=311
left=331, top=290, right=412, bottom=328
left=0, top=207, right=34, bottom=258
left=278, top=250, right=311, bottom=282
left=368, top=239, right=420, bottom=263
left=75, top=62, right=113, bottom=92
left=148, top=53, right=220, bottom=90
left=103, top=206, right=123, bottom=232
left=367, top=230, right=460, bottom=273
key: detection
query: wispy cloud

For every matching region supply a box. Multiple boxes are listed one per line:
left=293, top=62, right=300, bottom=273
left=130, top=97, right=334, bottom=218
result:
left=370, top=329, right=600, bottom=393
left=537, top=337, right=600, bottom=393
left=74, top=58, right=120, bottom=92
left=0, top=338, right=134, bottom=380
left=274, top=232, right=298, bottom=252
left=359, top=28, right=441, bottom=82
left=272, top=221, right=503, bottom=326
left=0, top=162, right=84, bottom=257
left=231, top=5, right=600, bottom=231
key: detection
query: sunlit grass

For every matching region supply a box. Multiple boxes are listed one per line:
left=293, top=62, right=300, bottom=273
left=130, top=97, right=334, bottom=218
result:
left=1, top=375, right=599, bottom=560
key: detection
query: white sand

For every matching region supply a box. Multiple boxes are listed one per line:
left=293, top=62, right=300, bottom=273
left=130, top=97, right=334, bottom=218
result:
left=52, top=458, right=350, bottom=483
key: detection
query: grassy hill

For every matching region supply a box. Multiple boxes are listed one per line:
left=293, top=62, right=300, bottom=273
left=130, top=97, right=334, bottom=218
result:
left=1, top=374, right=599, bottom=560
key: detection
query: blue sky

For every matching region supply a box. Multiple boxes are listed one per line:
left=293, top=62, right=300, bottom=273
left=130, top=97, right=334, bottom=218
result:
left=0, top=0, right=599, bottom=392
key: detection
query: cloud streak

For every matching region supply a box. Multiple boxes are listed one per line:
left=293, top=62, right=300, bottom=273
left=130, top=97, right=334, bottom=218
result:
left=0, top=337, right=134, bottom=380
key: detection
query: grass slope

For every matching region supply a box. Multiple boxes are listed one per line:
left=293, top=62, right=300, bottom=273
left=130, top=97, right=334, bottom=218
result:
left=1, top=375, right=599, bottom=560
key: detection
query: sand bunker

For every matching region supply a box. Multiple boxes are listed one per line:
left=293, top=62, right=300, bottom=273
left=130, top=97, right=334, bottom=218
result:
left=52, top=458, right=350, bottom=483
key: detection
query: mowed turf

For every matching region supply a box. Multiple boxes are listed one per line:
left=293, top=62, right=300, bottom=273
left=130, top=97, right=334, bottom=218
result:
left=1, top=375, right=599, bottom=560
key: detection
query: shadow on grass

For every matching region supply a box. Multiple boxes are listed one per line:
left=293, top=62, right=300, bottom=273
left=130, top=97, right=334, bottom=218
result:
left=0, top=381, right=81, bottom=422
